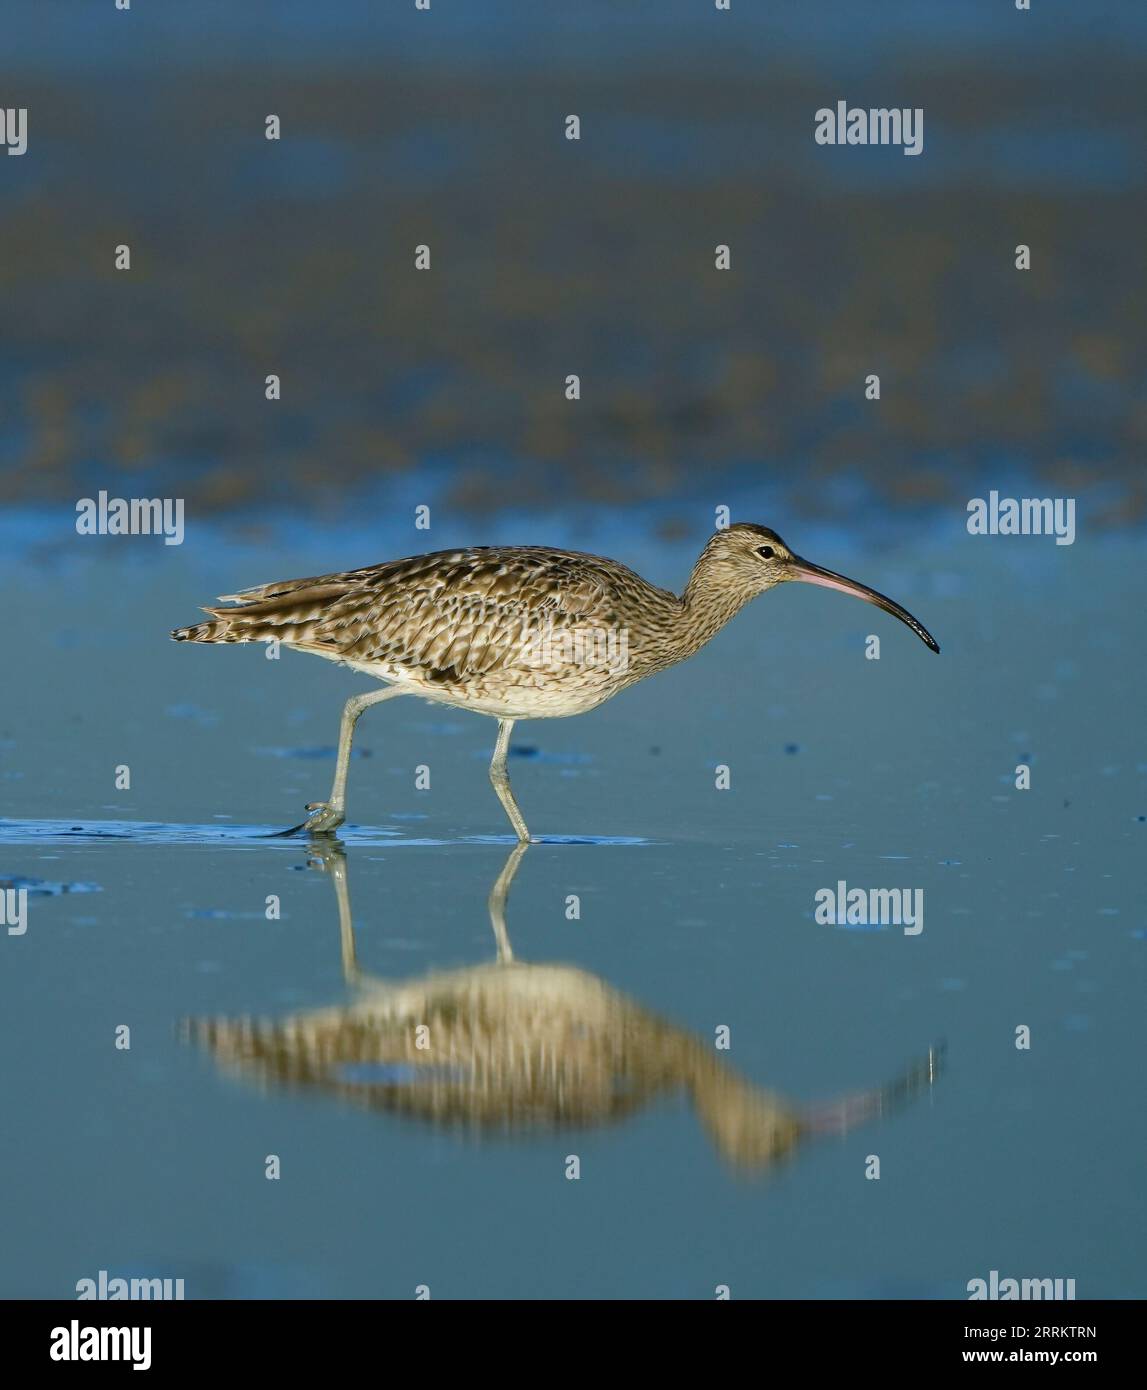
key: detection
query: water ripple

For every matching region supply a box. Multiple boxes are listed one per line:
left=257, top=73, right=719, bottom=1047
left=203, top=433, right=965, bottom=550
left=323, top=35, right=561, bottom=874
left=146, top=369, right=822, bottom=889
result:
left=0, top=819, right=654, bottom=849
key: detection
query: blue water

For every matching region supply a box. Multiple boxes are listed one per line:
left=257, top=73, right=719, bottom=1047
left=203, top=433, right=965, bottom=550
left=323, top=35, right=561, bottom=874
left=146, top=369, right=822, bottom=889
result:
left=0, top=516, right=1142, bottom=1298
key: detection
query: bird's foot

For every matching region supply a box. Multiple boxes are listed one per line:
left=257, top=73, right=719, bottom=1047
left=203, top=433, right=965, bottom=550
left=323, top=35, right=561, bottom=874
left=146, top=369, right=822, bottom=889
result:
left=275, top=801, right=347, bottom=837
left=301, top=800, right=346, bottom=834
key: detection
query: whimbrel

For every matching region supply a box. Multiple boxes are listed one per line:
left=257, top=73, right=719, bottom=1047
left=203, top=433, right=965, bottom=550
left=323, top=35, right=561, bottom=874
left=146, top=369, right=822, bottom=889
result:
left=185, top=843, right=945, bottom=1171
left=171, top=523, right=939, bottom=839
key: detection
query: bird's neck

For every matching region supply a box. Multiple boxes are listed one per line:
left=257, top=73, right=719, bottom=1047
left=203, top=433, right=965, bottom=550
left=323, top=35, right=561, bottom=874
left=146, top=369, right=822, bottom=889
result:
left=675, top=560, right=755, bottom=657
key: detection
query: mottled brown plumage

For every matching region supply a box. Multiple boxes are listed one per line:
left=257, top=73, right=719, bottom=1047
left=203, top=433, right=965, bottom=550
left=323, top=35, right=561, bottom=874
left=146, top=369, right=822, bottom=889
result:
left=171, top=523, right=938, bottom=837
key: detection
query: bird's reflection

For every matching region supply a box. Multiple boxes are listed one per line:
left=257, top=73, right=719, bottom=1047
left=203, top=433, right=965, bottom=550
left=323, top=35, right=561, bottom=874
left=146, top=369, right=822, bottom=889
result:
left=185, top=843, right=944, bottom=1174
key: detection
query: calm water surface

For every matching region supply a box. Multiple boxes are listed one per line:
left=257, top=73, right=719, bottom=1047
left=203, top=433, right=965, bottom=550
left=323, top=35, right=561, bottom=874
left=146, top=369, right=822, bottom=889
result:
left=0, top=519, right=1142, bottom=1298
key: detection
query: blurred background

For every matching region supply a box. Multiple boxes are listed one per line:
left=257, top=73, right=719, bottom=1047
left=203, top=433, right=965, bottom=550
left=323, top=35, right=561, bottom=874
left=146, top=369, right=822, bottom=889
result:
left=2, top=0, right=1145, bottom=535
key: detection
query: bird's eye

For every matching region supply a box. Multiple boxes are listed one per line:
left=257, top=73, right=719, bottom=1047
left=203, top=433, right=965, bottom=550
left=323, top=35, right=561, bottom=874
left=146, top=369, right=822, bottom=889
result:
left=757, top=545, right=775, bottom=559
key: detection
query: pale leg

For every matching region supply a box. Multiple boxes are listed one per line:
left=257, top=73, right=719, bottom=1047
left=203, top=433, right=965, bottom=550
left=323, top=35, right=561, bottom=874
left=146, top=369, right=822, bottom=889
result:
left=487, top=840, right=529, bottom=963
left=489, top=717, right=531, bottom=842
left=291, top=686, right=406, bottom=835
left=305, top=839, right=361, bottom=985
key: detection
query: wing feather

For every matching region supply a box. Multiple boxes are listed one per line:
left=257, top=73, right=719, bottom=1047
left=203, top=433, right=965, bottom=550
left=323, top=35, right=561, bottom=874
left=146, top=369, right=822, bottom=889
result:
left=201, top=546, right=636, bottom=682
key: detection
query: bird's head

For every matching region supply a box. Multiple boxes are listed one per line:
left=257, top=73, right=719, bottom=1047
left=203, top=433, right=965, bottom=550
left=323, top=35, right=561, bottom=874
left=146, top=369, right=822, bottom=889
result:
left=693, top=522, right=940, bottom=652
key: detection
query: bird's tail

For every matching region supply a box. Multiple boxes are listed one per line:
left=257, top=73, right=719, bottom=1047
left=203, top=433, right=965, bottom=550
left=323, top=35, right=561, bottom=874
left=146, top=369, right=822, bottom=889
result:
left=171, top=616, right=249, bottom=643
left=171, top=578, right=354, bottom=646
left=171, top=602, right=287, bottom=643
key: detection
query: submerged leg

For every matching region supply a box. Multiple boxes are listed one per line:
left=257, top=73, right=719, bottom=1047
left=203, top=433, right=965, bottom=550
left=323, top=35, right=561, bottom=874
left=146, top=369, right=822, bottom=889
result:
left=489, top=717, right=531, bottom=842
left=288, top=686, right=406, bottom=835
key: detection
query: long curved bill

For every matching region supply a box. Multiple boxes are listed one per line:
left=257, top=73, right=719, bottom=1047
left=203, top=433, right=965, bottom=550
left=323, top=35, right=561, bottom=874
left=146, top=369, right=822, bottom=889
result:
left=790, top=557, right=940, bottom=653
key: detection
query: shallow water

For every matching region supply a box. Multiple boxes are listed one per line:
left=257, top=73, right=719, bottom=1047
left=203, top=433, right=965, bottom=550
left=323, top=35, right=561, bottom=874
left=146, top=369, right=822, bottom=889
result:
left=0, top=520, right=1142, bottom=1298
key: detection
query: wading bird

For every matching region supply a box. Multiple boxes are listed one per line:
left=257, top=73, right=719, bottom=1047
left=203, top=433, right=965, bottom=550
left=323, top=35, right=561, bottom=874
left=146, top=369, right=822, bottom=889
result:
left=171, top=523, right=939, bottom=838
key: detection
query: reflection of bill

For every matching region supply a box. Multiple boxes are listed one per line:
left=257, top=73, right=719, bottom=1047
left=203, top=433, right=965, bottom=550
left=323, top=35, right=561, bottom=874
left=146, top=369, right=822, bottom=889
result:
left=519, top=618, right=629, bottom=676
